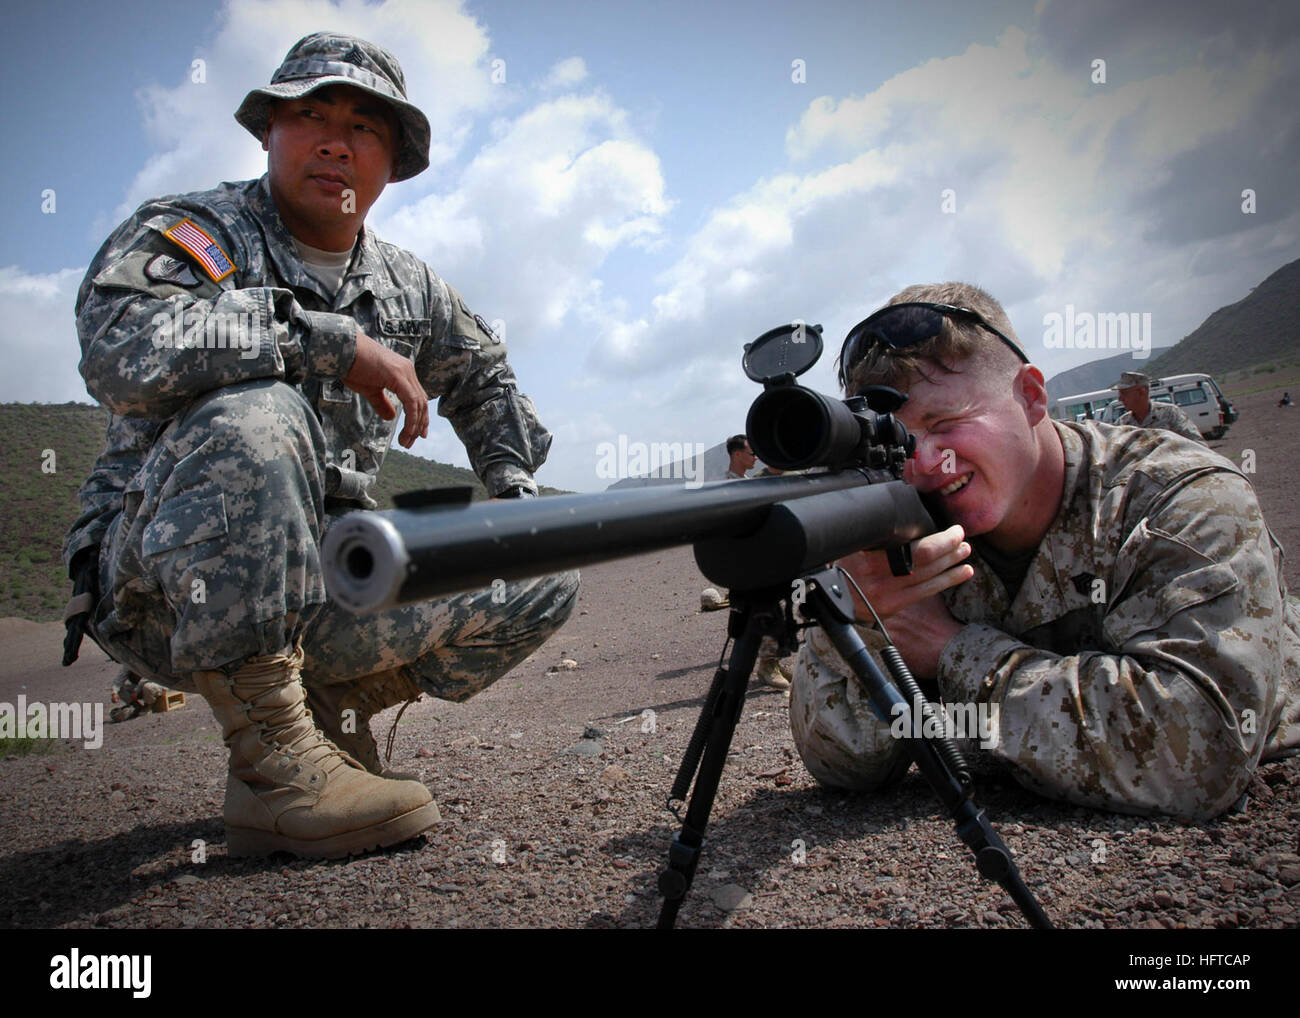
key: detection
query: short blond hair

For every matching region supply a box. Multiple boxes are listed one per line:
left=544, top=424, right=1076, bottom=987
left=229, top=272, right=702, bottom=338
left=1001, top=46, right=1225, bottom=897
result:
left=843, top=282, right=1025, bottom=394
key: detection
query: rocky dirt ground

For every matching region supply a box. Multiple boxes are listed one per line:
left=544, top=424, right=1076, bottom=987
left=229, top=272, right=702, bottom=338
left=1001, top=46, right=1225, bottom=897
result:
left=0, top=386, right=1297, bottom=930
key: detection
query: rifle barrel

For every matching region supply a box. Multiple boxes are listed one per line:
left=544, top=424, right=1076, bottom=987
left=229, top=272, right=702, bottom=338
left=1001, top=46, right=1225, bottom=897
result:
left=322, top=471, right=929, bottom=613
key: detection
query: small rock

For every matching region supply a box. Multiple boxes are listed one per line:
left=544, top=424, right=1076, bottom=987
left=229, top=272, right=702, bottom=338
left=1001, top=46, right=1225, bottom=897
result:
left=711, top=884, right=752, bottom=911
left=582, top=726, right=606, bottom=740
left=559, top=659, right=579, bottom=671
left=1153, top=891, right=1174, bottom=908
left=564, top=739, right=603, bottom=758
left=701, top=587, right=728, bottom=611
left=1278, top=865, right=1300, bottom=887
left=416, top=747, right=435, bottom=759
left=599, top=765, right=629, bottom=787
left=109, top=790, right=125, bottom=803
left=173, top=874, right=201, bottom=886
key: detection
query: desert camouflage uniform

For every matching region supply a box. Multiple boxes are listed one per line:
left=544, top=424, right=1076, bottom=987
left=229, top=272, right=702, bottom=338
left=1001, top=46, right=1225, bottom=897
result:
left=791, top=419, right=1300, bottom=820
left=1117, top=401, right=1206, bottom=444
left=64, top=176, right=578, bottom=697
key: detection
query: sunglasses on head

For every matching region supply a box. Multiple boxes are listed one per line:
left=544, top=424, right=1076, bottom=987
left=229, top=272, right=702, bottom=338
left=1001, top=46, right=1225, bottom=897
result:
left=837, top=302, right=1027, bottom=391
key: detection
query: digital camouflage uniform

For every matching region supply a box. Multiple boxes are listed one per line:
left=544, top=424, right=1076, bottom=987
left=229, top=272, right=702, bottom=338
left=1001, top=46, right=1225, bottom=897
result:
left=64, top=176, right=578, bottom=699
left=791, top=419, right=1300, bottom=820
left=1117, top=401, right=1206, bottom=444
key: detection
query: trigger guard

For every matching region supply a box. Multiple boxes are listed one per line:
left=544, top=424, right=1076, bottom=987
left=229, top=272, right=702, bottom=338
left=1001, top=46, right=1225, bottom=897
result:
left=887, top=544, right=914, bottom=577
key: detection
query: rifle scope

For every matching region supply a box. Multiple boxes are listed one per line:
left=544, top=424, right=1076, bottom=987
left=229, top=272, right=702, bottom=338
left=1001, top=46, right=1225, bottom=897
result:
left=742, top=322, right=914, bottom=472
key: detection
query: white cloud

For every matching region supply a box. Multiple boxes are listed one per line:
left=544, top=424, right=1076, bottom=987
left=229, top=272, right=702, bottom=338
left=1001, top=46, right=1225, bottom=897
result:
left=542, top=57, right=588, bottom=90
left=376, top=91, right=670, bottom=334
left=0, top=266, right=93, bottom=405
left=579, top=20, right=1300, bottom=404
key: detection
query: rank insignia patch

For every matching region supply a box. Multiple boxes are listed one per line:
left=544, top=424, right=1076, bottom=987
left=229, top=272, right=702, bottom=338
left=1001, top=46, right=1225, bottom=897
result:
left=163, top=219, right=236, bottom=283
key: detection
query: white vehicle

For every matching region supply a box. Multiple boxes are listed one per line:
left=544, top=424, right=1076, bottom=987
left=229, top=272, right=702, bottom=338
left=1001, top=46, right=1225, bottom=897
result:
left=1054, top=387, right=1118, bottom=424
left=1152, top=373, right=1237, bottom=439
left=1055, top=373, right=1236, bottom=439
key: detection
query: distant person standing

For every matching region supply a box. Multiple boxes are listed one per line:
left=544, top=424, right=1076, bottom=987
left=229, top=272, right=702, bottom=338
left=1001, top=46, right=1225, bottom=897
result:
left=1279, top=392, right=1293, bottom=407
left=1113, top=371, right=1206, bottom=444
left=725, top=434, right=757, bottom=479
left=701, top=433, right=792, bottom=690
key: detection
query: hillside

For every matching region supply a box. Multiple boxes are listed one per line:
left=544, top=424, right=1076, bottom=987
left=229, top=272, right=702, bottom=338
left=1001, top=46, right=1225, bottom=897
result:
left=1142, top=258, right=1300, bottom=379
left=0, top=402, right=566, bottom=623
left=1045, top=346, right=1176, bottom=401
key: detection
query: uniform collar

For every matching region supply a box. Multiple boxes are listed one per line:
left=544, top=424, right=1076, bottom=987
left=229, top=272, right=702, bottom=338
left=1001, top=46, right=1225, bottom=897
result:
left=251, top=175, right=395, bottom=307
left=1001, top=421, right=1099, bottom=624
left=945, top=421, right=1091, bottom=624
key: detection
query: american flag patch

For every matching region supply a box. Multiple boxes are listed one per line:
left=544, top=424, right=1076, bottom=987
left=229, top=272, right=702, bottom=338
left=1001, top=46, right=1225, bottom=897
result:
left=163, top=219, right=236, bottom=283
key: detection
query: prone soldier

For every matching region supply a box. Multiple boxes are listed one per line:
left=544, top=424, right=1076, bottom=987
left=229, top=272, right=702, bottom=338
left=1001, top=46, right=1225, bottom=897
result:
left=790, top=282, right=1300, bottom=820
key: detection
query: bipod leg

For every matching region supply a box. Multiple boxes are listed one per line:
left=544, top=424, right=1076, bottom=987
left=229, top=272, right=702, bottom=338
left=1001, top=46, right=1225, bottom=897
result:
left=656, top=591, right=779, bottom=929
left=802, top=568, right=1053, bottom=930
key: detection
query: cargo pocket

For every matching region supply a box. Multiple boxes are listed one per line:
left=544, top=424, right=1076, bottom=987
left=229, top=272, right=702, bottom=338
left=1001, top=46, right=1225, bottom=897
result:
left=142, top=488, right=229, bottom=558
left=140, top=487, right=230, bottom=616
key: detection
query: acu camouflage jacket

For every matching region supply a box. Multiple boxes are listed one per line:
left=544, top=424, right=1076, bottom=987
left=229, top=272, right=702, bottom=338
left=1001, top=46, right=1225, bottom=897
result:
left=64, top=176, right=551, bottom=570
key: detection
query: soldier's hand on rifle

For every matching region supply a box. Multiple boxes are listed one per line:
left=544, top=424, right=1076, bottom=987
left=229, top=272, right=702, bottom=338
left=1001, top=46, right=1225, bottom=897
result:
left=837, top=524, right=973, bottom=618
left=342, top=329, right=430, bottom=448
left=836, top=524, right=972, bottom=679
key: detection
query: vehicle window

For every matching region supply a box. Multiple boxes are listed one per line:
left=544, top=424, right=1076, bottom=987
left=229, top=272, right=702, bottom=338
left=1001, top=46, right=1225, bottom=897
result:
left=1174, top=388, right=1208, bottom=406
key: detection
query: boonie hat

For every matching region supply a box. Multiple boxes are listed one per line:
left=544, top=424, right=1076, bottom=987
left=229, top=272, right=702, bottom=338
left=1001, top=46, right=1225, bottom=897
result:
left=1113, top=370, right=1150, bottom=390
left=235, top=31, right=431, bottom=181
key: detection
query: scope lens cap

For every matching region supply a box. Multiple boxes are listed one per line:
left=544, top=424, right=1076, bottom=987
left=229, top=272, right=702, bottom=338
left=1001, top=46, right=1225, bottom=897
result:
left=742, top=322, right=823, bottom=384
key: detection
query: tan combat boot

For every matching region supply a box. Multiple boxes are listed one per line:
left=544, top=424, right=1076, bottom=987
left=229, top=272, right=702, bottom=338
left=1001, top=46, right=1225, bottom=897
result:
left=754, top=656, right=792, bottom=691
left=305, top=668, right=423, bottom=779
left=192, top=649, right=440, bottom=858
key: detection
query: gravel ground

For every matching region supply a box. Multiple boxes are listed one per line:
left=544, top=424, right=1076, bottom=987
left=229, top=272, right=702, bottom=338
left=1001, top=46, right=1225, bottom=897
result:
left=0, top=386, right=1297, bottom=930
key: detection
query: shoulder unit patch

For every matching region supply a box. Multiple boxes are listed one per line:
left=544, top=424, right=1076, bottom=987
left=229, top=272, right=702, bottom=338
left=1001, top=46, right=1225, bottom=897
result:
left=163, top=219, right=236, bottom=283
left=144, top=253, right=201, bottom=287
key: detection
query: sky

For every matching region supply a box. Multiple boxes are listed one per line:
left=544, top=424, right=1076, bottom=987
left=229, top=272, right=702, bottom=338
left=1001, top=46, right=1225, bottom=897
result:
left=1, top=0, right=1297, bottom=492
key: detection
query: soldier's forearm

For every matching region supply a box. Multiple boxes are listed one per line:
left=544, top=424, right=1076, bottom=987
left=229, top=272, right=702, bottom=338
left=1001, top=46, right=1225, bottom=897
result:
left=939, top=623, right=1265, bottom=819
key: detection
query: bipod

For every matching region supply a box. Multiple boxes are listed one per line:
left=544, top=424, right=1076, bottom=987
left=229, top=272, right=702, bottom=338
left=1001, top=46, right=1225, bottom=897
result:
left=654, top=567, right=1053, bottom=930
left=656, top=585, right=792, bottom=929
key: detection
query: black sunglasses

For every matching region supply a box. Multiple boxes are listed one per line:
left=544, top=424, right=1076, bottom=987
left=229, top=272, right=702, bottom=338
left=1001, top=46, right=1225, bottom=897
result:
left=837, top=302, right=1027, bottom=391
